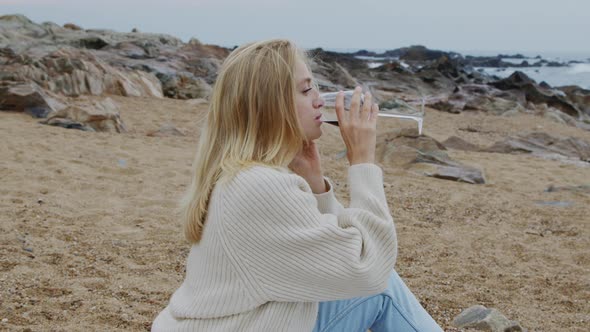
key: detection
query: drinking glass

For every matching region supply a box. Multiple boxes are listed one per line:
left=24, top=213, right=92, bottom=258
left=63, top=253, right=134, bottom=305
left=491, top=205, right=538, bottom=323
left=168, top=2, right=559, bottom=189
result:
left=319, top=90, right=425, bottom=135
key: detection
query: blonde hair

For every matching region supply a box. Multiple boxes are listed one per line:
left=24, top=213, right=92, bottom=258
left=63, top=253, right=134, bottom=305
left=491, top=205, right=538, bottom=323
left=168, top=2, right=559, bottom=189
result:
left=181, top=39, right=308, bottom=243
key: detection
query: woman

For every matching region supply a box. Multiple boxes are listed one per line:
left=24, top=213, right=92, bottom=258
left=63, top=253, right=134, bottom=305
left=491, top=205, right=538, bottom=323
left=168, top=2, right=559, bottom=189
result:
left=152, top=39, right=442, bottom=332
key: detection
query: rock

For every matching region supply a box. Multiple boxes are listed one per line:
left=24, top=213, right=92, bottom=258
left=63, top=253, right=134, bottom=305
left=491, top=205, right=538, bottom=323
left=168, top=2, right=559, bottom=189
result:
left=375, top=45, right=458, bottom=62
left=490, top=71, right=582, bottom=119
left=536, top=103, right=581, bottom=127
left=377, top=130, right=444, bottom=165
left=427, top=84, right=526, bottom=115
left=0, top=14, right=48, bottom=40
left=147, top=124, right=185, bottom=137
left=376, top=129, right=485, bottom=183
left=425, top=164, right=486, bottom=184
left=558, top=86, right=590, bottom=116
left=372, top=61, right=412, bottom=74
left=421, top=56, right=464, bottom=81
left=0, top=81, right=66, bottom=117
left=159, top=72, right=212, bottom=99
left=1, top=48, right=164, bottom=98
left=186, top=98, right=208, bottom=106
left=545, top=184, right=590, bottom=194
left=307, top=49, right=365, bottom=89
left=41, top=117, right=95, bottom=131
left=0, top=15, right=228, bottom=100
left=41, top=97, right=126, bottom=133
left=484, top=132, right=590, bottom=162
left=534, top=200, right=573, bottom=207
left=453, top=305, right=525, bottom=332
left=63, top=23, right=82, bottom=31
left=442, top=136, right=482, bottom=151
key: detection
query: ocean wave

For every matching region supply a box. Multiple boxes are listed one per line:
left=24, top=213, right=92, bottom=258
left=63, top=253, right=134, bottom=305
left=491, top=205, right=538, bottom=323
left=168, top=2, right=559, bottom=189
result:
left=568, top=63, right=590, bottom=74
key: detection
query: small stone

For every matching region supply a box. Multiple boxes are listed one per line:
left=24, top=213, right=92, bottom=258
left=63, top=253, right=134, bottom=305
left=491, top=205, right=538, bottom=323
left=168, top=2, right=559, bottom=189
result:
left=146, top=124, right=185, bottom=137
left=453, top=305, right=525, bottom=332
left=186, top=98, right=208, bottom=106
left=2, top=318, right=8, bottom=322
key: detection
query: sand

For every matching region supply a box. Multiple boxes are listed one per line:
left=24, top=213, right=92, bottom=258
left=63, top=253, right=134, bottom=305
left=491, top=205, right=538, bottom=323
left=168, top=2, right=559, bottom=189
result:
left=1, top=95, right=589, bottom=331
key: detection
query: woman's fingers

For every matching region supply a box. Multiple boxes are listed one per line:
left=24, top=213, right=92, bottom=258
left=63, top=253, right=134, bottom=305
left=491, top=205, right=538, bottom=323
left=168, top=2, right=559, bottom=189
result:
left=370, top=102, right=379, bottom=122
left=334, top=91, right=346, bottom=123
left=361, top=91, right=372, bottom=121
left=349, top=86, right=363, bottom=120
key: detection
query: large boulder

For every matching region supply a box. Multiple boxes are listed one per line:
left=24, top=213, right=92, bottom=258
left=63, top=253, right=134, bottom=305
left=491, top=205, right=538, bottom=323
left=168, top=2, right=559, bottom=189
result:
left=158, top=72, right=212, bottom=99
left=376, top=129, right=486, bottom=184
left=0, top=81, right=66, bottom=117
left=41, top=97, right=126, bottom=133
left=1, top=48, right=163, bottom=98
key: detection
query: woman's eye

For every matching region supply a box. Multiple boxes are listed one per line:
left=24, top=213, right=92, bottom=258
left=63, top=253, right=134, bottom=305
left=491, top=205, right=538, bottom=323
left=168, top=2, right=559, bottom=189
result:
left=303, top=87, right=313, bottom=94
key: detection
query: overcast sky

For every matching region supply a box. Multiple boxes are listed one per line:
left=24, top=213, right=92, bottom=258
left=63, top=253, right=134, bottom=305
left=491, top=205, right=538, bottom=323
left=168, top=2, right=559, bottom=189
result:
left=1, top=0, right=588, bottom=55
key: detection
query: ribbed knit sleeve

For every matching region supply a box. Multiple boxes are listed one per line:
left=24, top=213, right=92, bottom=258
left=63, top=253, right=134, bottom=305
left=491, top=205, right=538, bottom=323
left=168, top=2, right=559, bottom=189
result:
left=219, top=163, right=397, bottom=302
left=313, top=178, right=344, bottom=214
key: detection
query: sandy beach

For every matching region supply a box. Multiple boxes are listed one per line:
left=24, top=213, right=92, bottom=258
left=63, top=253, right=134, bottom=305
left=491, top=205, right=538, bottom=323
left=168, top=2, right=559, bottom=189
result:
left=1, top=95, right=589, bottom=331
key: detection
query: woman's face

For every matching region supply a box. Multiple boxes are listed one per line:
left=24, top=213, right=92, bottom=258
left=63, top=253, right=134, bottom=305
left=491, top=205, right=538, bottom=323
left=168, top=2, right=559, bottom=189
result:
left=294, top=58, right=324, bottom=141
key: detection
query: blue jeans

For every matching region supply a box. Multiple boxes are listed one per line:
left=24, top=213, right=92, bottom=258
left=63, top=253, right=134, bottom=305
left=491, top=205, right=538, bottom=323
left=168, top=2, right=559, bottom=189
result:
left=313, top=271, right=443, bottom=332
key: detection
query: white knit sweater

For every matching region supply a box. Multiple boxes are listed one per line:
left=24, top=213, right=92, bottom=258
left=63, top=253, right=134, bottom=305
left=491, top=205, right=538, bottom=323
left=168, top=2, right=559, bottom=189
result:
left=152, top=163, right=397, bottom=331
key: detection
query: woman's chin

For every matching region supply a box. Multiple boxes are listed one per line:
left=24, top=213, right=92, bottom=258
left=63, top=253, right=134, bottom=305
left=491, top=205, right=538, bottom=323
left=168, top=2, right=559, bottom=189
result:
left=306, top=129, right=322, bottom=141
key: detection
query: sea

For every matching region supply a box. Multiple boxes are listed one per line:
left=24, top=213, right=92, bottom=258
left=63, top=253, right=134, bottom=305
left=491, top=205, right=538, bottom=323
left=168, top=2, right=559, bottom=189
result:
left=324, top=48, right=590, bottom=90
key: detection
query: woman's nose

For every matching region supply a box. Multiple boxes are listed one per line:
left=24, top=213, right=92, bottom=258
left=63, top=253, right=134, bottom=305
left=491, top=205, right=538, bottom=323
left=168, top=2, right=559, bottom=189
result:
left=313, top=97, right=324, bottom=109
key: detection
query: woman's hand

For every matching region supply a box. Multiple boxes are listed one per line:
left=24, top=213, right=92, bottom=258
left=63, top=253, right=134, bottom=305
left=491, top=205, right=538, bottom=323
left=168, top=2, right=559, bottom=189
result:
left=335, top=86, right=378, bottom=165
left=288, top=140, right=327, bottom=194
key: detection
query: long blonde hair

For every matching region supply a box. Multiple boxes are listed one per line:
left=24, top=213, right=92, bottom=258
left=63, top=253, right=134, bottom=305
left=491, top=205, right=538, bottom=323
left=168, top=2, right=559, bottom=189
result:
left=181, top=39, right=307, bottom=243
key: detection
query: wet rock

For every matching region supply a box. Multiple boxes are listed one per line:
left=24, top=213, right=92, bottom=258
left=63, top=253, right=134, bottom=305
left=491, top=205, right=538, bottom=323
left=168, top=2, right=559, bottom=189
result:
left=453, top=305, right=525, bottom=332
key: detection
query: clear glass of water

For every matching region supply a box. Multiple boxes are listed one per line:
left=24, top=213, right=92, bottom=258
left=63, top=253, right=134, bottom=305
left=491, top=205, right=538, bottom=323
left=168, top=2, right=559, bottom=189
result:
left=319, top=90, right=425, bottom=135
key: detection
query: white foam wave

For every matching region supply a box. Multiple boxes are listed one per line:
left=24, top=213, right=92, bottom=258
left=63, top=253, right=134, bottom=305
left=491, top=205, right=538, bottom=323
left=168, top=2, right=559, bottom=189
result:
left=568, top=63, right=590, bottom=74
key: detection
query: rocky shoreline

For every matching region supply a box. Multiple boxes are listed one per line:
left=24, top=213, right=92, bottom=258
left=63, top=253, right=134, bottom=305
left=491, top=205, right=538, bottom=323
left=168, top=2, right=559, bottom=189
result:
left=1, top=14, right=589, bottom=132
